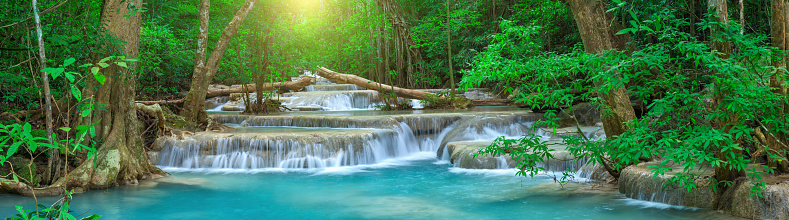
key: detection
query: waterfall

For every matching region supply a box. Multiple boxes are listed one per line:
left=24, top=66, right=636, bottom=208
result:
left=282, top=91, right=383, bottom=111
left=156, top=128, right=427, bottom=169
left=495, top=156, right=508, bottom=169
left=304, top=84, right=365, bottom=92
left=616, top=164, right=716, bottom=209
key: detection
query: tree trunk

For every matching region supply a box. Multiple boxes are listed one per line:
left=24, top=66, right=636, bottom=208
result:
left=446, top=0, right=456, bottom=96
left=32, top=0, right=60, bottom=185
left=565, top=0, right=636, bottom=139
left=181, top=0, right=257, bottom=124
left=739, top=0, right=744, bottom=35
left=771, top=0, right=788, bottom=173
left=317, top=67, right=501, bottom=106
left=63, top=0, right=166, bottom=190
left=252, top=36, right=273, bottom=113
left=378, top=0, right=424, bottom=88
left=708, top=0, right=732, bottom=58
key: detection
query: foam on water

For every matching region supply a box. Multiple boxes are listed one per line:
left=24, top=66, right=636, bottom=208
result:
left=207, top=101, right=231, bottom=112
left=448, top=167, right=520, bottom=177
left=282, top=91, right=383, bottom=111
left=619, top=197, right=700, bottom=211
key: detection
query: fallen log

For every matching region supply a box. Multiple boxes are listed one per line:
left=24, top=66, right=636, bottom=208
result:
left=317, top=67, right=430, bottom=100
left=135, top=77, right=314, bottom=105
left=205, top=77, right=314, bottom=98
left=316, top=67, right=510, bottom=106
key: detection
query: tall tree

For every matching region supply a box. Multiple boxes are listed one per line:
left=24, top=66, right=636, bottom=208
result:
left=63, top=0, right=166, bottom=189
left=446, top=0, right=456, bottom=96
left=708, top=0, right=731, bottom=58
left=770, top=0, right=788, bottom=173
left=563, top=0, right=636, bottom=137
left=31, top=0, right=59, bottom=185
left=705, top=0, right=744, bottom=193
left=181, top=0, right=257, bottom=123
left=561, top=0, right=637, bottom=177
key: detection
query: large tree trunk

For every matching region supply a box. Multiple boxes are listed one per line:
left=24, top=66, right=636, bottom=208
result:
left=560, top=0, right=637, bottom=179
left=708, top=0, right=732, bottom=58
left=770, top=0, right=788, bottom=173
left=181, top=0, right=257, bottom=124
left=565, top=0, right=636, bottom=140
left=63, top=0, right=165, bottom=190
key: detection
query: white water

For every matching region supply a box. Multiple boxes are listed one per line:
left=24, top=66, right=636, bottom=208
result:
left=282, top=91, right=383, bottom=111
left=207, top=101, right=231, bottom=112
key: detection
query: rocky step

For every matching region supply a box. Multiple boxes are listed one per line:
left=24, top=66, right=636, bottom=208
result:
left=444, top=141, right=587, bottom=172
left=281, top=90, right=383, bottom=111
left=578, top=159, right=789, bottom=219
left=211, top=111, right=542, bottom=136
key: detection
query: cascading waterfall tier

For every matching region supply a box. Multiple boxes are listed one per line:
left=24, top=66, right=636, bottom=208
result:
left=282, top=90, right=383, bottom=111
left=303, top=84, right=365, bottom=92
left=154, top=127, right=426, bottom=169
left=156, top=111, right=543, bottom=170
left=616, top=161, right=716, bottom=208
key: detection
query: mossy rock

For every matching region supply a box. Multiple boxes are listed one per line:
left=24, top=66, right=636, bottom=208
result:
left=423, top=95, right=474, bottom=110
left=451, top=96, right=474, bottom=109
left=160, top=105, right=200, bottom=132
left=0, top=157, right=38, bottom=185
left=229, top=93, right=246, bottom=101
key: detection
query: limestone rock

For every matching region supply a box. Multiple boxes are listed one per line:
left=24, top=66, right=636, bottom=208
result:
left=0, top=157, right=37, bottom=186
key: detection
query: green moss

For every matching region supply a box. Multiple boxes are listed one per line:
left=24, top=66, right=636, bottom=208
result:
left=0, top=157, right=38, bottom=185
left=161, top=105, right=200, bottom=131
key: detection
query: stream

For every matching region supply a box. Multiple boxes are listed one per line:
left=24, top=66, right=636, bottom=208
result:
left=0, top=76, right=743, bottom=219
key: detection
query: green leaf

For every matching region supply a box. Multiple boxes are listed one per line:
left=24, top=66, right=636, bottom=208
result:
left=65, top=72, right=76, bottom=83
left=70, top=84, right=82, bottom=101
left=76, top=124, right=90, bottom=133
left=43, top=67, right=65, bottom=79
left=59, top=127, right=72, bottom=132
left=117, top=62, right=128, bottom=68
left=64, top=58, right=76, bottom=67
left=99, top=56, right=113, bottom=63
left=95, top=74, right=106, bottom=85
left=91, top=67, right=100, bottom=75
left=82, top=108, right=91, bottom=117
left=81, top=215, right=101, bottom=220
left=98, top=62, right=109, bottom=68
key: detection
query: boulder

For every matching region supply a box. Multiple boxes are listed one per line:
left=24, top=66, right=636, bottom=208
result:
left=0, top=157, right=38, bottom=186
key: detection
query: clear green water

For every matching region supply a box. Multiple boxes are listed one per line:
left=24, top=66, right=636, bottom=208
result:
left=0, top=154, right=739, bottom=219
